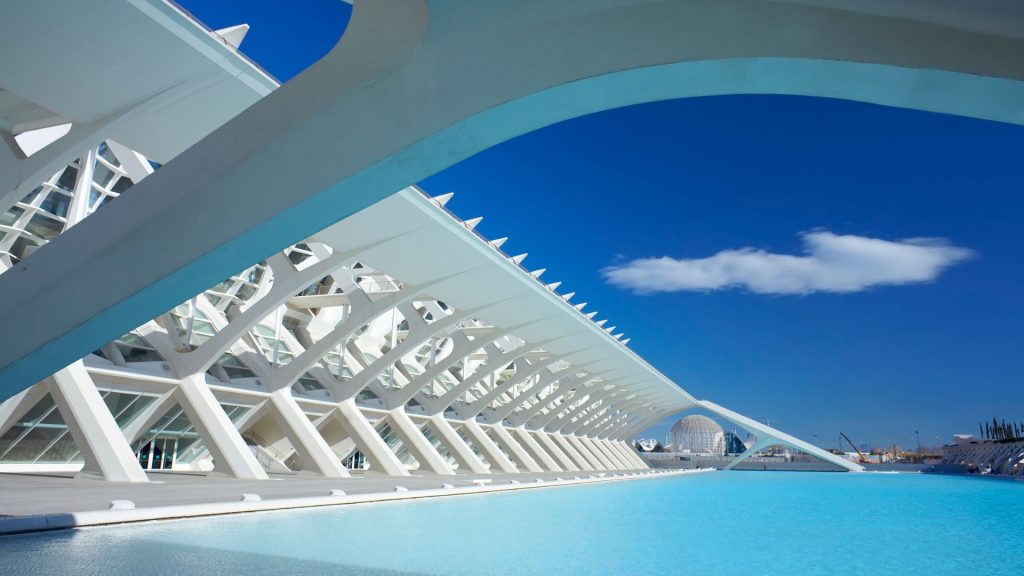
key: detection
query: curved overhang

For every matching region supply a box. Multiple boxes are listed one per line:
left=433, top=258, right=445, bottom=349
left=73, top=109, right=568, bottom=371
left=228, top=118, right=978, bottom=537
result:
left=0, top=0, right=278, bottom=214
left=1, top=0, right=1023, bottom=399
left=316, top=187, right=698, bottom=419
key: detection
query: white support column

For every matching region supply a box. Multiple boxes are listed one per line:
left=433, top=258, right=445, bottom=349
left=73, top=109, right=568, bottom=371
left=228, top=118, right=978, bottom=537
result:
left=334, top=398, right=409, bottom=476
left=567, top=435, right=606, bottom=470
left=46, top=362, right=149, bottom=483
left=610, top=440, right=643, bottom=469
left=511, top=427, right=561, bottom=472
left=426, top=414, right=489, bottom=474
left=612, top=441, right=647, bottom=469
left=604, top=439, right=634, bottom=468
left=532, top=430, right=579, bottom=471
left=461, top=419, right=518, bottom=473
left=387, top=409, right=455, bottom=475
left=552, top=433, right=595, bottom=471
left=490, top=425, right=543, bottom=473
left=267, top=389, right=349, bottom=477
left=175, top=374, right=268, bottom=480
left=592, top=438, right=629, bottom=470
left=580, top=436, right=618, bottom=470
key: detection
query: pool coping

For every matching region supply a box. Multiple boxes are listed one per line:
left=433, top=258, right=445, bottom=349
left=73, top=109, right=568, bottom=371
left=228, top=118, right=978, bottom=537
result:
left=0, top=468, right=711, bottom=536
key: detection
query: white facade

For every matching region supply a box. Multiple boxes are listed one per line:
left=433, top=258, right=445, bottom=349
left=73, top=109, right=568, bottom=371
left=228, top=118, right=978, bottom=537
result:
left=0, top=0, right=875, bottom=481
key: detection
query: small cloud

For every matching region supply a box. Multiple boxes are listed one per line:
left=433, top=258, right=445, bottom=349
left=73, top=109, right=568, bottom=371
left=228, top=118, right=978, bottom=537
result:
left=602, top=231, right=974, bottom=295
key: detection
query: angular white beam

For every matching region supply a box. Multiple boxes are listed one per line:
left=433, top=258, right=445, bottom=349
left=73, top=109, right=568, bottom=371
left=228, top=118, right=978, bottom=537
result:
left=461, top=419, right=517, bottom=473
left=511, top=427, right=561, bottom=472
left=386, top=408, right=455, bottom=475
left=698, top=400, right=864, bottom=473
left=175, top=374, right=268, bottom=480
left=612, top=440, right=647, bottom=469
left=334, top=398, right=410, bottom=476
left=532, top=430, right=579, bottom=471
left=267, top=389, right=349, bottom=477
left=490, top=424, right=543, bottom=473
left=46, top=362, right=149, bottom=483
left=552, top=434, right=594, bottom=471
left=589, top=436, right=626, bottom=469
left=575, top=435, right=613, bottom=470
left=426, top=414, right=489, bottom=474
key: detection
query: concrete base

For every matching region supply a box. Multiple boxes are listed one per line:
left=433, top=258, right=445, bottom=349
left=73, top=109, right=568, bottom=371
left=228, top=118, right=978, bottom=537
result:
left=0, top=468, right=709, bottom=535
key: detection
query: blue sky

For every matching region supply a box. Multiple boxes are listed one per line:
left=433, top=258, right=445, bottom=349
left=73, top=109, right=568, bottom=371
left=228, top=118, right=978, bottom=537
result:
left=182, top=1, right=1024, bottom=451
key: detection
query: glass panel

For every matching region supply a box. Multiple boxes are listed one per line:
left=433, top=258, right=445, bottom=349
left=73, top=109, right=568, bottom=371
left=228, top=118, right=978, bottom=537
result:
left=0, top=204, right=25, bottom=227
left=215, top=353, right=256, bottom=379
left=113, top=332, right=164, bottom=363
left=0, top=393, right=83, bottom=464
left=37, top=430, right=80, bottom=463
left=101, top=391, right=156, bottom=429
left=92, top=163, right=116, bottom=189
left=110, top=176, right=133, bottom=194
left=420, top=423, right=457, bottom=468
left=24, top=213, right=65, bottom=241
left=38, top=190, right=71, bottom=218
left=375, top=422, right=418, bottom=469
left=55, top=166, right=78, bottom=192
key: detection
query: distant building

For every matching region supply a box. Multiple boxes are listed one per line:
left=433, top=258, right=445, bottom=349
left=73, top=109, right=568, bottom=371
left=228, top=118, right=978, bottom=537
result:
left=670, top=415, right=726, bottom=455
left=953, top=434, right=978, bottom=446
left=636, top=439, right=661, bottom=452
left=723, top=431, right=747, bottom=455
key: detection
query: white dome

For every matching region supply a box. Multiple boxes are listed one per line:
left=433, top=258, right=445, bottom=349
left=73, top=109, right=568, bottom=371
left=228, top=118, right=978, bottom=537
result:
left=670, top=415, right=726, bottom=455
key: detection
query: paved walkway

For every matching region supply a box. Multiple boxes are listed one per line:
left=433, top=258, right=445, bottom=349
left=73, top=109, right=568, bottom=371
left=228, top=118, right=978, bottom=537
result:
left=0, top=468, right=704, bottom=535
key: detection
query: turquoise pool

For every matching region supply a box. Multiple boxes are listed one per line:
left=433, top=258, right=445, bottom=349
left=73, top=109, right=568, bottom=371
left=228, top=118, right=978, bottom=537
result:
left=3, top=472, right=1023, bottom=575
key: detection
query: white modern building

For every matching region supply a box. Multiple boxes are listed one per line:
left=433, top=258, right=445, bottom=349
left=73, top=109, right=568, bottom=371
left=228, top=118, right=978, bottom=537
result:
left=670, top=415, right=727, bottom=456
left=14, top=0, right=1022, bottom=483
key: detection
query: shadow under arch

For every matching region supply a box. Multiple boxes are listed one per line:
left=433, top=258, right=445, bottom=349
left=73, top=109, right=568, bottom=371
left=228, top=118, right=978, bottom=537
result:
left=1, top=0, right=1024, bottom=400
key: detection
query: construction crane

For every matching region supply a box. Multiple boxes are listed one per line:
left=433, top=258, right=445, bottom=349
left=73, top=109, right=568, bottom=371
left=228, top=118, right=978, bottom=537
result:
left=839, top=432, right=869, bottom=464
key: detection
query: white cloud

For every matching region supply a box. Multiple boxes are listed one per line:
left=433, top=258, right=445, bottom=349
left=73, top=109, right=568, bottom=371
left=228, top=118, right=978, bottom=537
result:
left=602, top=231, right=974, bottom=295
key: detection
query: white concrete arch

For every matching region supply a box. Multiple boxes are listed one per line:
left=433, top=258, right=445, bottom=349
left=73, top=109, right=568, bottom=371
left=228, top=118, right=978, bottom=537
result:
left=4, top=0, right=1024, bottom=395
left=697, top=400, right=864, bottom=472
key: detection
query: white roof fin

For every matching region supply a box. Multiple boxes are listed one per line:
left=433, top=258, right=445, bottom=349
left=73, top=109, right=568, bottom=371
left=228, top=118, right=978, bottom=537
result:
left=215, top=24, right=250, bottom=49
left=433, top=192, right=454, bottom=207
left=464, top=217, right=483, bottom=230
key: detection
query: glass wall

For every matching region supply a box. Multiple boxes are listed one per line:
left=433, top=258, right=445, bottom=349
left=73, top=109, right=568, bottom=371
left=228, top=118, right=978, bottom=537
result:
left=0, top=389, right=156, bottom=464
